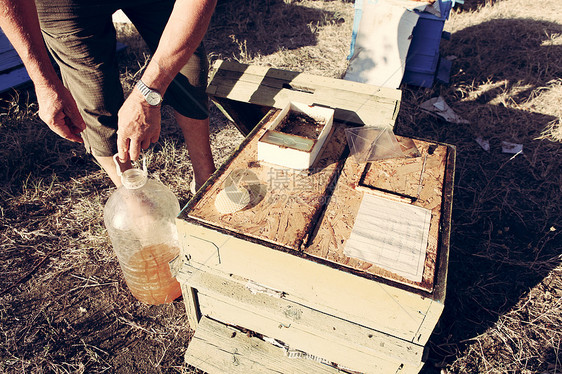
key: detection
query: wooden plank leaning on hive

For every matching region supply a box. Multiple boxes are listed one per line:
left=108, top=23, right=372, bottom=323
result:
left=206, top=60, right=402, bottom=135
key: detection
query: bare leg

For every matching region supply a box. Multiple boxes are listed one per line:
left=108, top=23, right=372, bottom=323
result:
left=175, top=112, right=216, bottom=189
left=95, top=113, right=214, bottom=189
left=94, top=155, right=132, bottom=187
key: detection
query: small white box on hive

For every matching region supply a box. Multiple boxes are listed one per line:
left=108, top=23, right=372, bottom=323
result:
left=257, top=102, right=334, bottom=169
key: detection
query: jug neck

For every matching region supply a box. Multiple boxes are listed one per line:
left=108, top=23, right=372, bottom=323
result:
left=121, top=169, right=148, bottom=189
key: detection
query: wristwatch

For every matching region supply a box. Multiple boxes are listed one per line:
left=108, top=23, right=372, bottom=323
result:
left=136, top=79, right=162, bottom=106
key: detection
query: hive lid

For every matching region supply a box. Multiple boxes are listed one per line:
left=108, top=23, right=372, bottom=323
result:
left=186, top=109, right=347, bottom=251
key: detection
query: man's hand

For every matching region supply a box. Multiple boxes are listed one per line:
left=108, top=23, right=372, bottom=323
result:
left=35, top=81, right=86, bottom=143
left=115, top=0, right=217, bottom=162
left=0, top=0, right=86, bottom=143
left=117, top=89, right=161, bottom=162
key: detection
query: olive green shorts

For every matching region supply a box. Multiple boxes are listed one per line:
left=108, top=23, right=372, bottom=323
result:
left=36, top=0, right=209, bottom=157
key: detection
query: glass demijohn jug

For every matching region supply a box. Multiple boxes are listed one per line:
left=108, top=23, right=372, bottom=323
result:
left=104, top=155, right=182, bottom=304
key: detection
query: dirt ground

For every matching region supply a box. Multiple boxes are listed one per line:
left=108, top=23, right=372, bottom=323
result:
left=1, top=0, right=561, bottom=373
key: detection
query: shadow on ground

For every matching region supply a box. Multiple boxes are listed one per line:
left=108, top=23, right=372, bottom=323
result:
left=394, top=18, right=562, bottom=373
left=205, top=0, right=343, bottom=62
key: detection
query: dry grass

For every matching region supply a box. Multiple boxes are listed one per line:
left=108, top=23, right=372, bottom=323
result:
left=1, top=0, right=561, bottom=373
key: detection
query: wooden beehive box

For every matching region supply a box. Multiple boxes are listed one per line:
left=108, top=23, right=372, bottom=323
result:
left=173, top=116, right=454, bottom=374
left=172, top=61, right=454, bottom=373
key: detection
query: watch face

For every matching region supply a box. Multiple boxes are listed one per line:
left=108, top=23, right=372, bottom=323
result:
left=146, top=91, right=162, bottom=106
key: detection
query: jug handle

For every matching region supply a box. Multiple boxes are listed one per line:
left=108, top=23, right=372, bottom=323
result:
left=112, top=153, right=147, bottom=177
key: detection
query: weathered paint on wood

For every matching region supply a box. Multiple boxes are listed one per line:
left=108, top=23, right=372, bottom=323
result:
left=206, top=60, right=402, bottom=130
left=176, top=218, right=440, bottom=344
left=179, top=284, right=201, bottom=328
left=185, top=316, right=343, bottom=373
left=0, top=67, right=31, bottom=94
left=175, top=261, right=425, bottom=368
left=199, top=294, right=424, bottom=374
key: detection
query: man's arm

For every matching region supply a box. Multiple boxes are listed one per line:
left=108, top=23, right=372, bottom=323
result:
left=117, top=0, right=217, bottom=161
left=141, top=0, right=217, bottom=94
left=0, top=0, right=85, bottom=142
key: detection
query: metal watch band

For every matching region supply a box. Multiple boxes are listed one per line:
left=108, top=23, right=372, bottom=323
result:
left=136, top=79, right=162, bottom=106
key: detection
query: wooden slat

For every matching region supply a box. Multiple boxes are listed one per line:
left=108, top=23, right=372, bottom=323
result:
left=179, top=284, right=201, bottom=328
left=208, top=60, right=402, bottom=100
left=0, top=27, right=30, bottom=93
left=210, top=82, right=398, bottom=125
left=185, top=316, right=342, bottom=374
left=415, top=145, right=456, bottom=341
left=206, top=60, right=401, bottom=129
left=433, top=145, right=456, bottom=303
left=171, top=255, right=202, bottom=328
left=199, top=295, right=422, bottom=374
left=175, top=261, right=425, bottom=369
left=0, top=49, right=23, bottom=71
